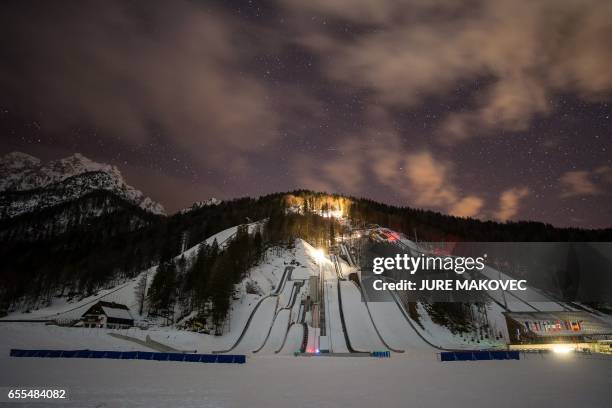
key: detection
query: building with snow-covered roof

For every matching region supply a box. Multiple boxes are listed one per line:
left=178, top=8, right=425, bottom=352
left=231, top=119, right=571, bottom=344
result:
left=81, top=301, right=134, bottom=329
left=504, top=311, right=612, bottom=344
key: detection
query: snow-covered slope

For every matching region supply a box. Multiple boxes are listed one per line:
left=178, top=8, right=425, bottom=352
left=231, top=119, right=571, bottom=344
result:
left=0, top=152, right=165, bottom=219
left=4, top=224, right=256, bottom=320
left=1, top=224, right=321, bottom=355
left=0, top=219, right=527, bottom=355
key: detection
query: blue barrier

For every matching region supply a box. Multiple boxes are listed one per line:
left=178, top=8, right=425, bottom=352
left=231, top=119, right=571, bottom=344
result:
left=184, top=354, right=201, bottom=362
left=371, top=351, right=391, bottom=358
left=121, top=351, right=137, bottom=360
left=136, top=351, right=154, bottom=360
left=202, top=354, right=218, bottom=363
left=106, top=351, right=122, bottom=359
left=9, top=349, right=246, bottom=364
left=217, top=355, right=234, bottom=364
left=168, top=353, right=185, bottom=362
left=440, top=350, right=520, bottom=362
left=61, top=350, right=77, bottom=358
left=153, top=353, right=169, bottom=361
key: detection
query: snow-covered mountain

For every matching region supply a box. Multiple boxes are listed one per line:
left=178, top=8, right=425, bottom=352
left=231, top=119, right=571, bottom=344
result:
left=178, top=198, right=222, bottom=214
left=0, top=152, right=165, bottom=219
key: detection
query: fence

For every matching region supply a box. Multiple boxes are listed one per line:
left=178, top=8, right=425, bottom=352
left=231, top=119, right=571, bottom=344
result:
left=10, top=349, right=246, bottom=364
left=439, top=350, right=519, bottom=362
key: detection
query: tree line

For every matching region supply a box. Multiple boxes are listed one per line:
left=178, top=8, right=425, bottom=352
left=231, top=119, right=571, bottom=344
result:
left=145, top=210, right=342, bottom=333
left=2, top=189, right=610, bottom=314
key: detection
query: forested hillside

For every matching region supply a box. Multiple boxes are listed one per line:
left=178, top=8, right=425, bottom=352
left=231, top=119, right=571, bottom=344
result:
left=2, top=189, right=610, bottom=315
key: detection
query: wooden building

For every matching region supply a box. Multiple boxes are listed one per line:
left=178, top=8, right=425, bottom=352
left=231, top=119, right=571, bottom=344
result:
left=81, top=301, right=134, bottom=329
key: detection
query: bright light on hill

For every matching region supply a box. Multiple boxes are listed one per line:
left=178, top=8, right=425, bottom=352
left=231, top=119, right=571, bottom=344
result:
left=313, top=248, right=326, bottom=263
left=320, top=209, right=343, bottom=219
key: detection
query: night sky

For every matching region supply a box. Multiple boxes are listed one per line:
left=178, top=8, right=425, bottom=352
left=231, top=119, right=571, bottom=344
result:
left=1, top=0, right=611, bottom=228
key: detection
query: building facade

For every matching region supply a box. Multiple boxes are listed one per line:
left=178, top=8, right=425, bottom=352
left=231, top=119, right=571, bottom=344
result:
left=81, top=301, right=134, bottom=329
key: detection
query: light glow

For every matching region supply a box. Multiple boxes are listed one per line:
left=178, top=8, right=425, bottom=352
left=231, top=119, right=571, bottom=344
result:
left=320, top=209, right=343, bottom=219
left=313, top=248, right=326, bottom=263
left=552, top=344, right=574, bottom=354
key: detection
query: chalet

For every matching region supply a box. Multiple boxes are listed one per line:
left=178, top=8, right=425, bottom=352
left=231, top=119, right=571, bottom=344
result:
left=81, top=301, right=134, bottom=329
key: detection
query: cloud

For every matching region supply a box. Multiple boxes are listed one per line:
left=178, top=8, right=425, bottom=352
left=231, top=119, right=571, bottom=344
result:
left=560, top=166, right=612, bottom=198
left=399, top=151, right=482, bottom=218
left=294, top=150, right=365, bottom=194
left=400, top=152, right=460, bottom=207
left=283, top=0, right=612, bottom=143
left=294, top=113, right=485, bottom=218
left=595, top=165, right=612, bottom=184
left=495, top=187, right=530, bottom=221
left=0, top=1, right=310, bottom=176
left=560, top=171, right=600, bottom=197
left=2, top=0, right=607, bottom=223
left=450, top=196, right=484, bottom=218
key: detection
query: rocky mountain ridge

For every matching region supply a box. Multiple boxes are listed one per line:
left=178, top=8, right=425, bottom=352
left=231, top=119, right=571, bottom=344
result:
left=0, top=152, right=165, bottom=219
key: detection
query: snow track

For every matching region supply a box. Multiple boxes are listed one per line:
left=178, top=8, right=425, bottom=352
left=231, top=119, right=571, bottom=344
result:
left=339, top=281, right=385, bottom=352
left=356, top=287, right=404, bottom=353
left=382, top=282, right=447, bottom=351
left=214, top=266, right=295, bottom=354
left=275, top=323, right=304, bottom=354
left=324, top=279, right=349, bottom=353
left=332, top=254, right=403, bottom=353
left=367, top=302, right=435, bottom=353
left=471, top=266, right=571, bottom=313
left=255, top=308, right=291, bottom=353
left=254, top=279, right=304, bottom=353
left=218, top=295, right=278, bottom=354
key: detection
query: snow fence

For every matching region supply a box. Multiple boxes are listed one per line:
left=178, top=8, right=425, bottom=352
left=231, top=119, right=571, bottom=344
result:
left=10, top=349, right=246, bottom=364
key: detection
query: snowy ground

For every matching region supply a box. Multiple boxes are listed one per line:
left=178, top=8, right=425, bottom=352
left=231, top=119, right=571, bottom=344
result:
left=2, top=236, right=320, bottom=355
left=0, top=236, right=563, bottom=357
left=1, top=235, right=610, bottom=407
left=1, top=349, right=610, bottom=407
left=4, top=226, right=554, bottom=356
left=3, top=228, right=610, bottom=406
left=0, top=323, right=156, bottom=352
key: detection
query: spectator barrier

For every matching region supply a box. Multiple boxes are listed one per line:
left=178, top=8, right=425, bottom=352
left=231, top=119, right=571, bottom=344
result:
left=9, top=349, right=246, bottom=364
left=439, top=350, right=519, bottom=362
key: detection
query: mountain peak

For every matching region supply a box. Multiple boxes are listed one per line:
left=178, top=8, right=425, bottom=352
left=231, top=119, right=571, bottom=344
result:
left=179, top=198, right=222, bottom=214
left=0, top=151, right=165, bottom=218
left=0, top=151, right=41, bottom=169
